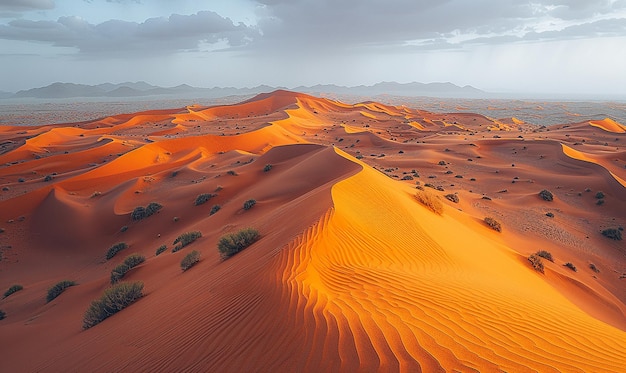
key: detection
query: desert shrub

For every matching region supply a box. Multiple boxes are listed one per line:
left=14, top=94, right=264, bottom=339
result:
left=596, top=199, right=605, bottom=205
left=445, top=194, right=459, bottom=203
left=545, top=212, right=554, bottom=218
left=414, top=190, right=443, bottom=215
left=209, top=205, right=221, bottom=215
left=120, top=225, right=128, bottom=233
left=131, top=202, right=162, bottom=220
left=484, top=217, right=502, bottom=232
left=181, top=250, right=200, bottom=271
left=535, top=250, right=554, bottom=262
left=82, top=281, right=144, bottom=329
left=438, top=160, right=446, bottom=165
left=46, top=280, right=77, bottom=303
left=194, top=193, right=216, bottom=206
left=217, top=228, right=260, bottom=259
left=0, top=310, right=5, bottom=320
left=227, top=170, right=237, bottom=176
left=155, top=245, right=167, bottom=256
left=3, top=284, right=23, bottom=298
left=528, top=254, right=544, bottom=273
left=601, top=228, right=622, bottom=241
left=563, top=262, right=577, bottom=272
left=44, top=175, right=53, bottom=182
left=105, top=242, right=128, bottom=260
left=243, top=199, right=256, bottom=210
left=589, top=263, right=600, bottom=273
left=263, top=164, right=273, bottom=172
left=539, top=189, right=553, bottom=201
left=110, top=254, right=145, bottom=284
left=595, top=191, right=605, bottom=199
left=172, top=231, right=202, bottom=252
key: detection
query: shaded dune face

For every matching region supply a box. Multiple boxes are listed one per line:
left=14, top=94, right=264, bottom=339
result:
left=0, top=90, right=625, bottom=372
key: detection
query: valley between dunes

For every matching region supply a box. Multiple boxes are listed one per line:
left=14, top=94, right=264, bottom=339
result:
left=1, top=90, right=625, bottom=372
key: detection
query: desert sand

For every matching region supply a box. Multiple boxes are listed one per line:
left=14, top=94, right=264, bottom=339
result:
left=1, top=90, right=625, bottom=372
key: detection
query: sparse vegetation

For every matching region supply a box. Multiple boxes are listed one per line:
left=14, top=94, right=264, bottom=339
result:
left=564, top=262, right=577, bottom=272
left=539, top=189, right=554, bottom=201
left=596, top=199, right=605, bottom=206
left=110, top=254, right=145, bottom=284
left=194, top=193, right=216, bottom=206
left=46, top=280, right=77, bottom=302
left=3, top=284, right=23, bottom=298
left=528, top=254, right=544, bottom=273
left=589, top=263, right=600, bottom=273
left=172, top=231, right=202, bottom=252
left=484, top=217, right=502, bottom=232
left=445, top=193, right=459, bottom=203
left=131, top=202, right=163, bottom=220
left=263, top=164, right=273, bottom=172
left=180, top=250, right=200, bottom=271
left=535, top=250, right=554, bottom=262
left=82, top=281, right=144, bottom=329
left=595, top=191, right=605, bottom=199
left=227, top=170, right=237, bottom=176
left=217, top=228, right=260, bottom=259
left=209, top=205, right=221, bottom=215
left=545, top=212, right=554, bottom=218
left=415, top=190, right=443, bottom=215
left=105, top=242, right=128, bottom=260
left=0, top=310, right=5, bottom=320
left=438, top=160, right=446, bottom=165
left=243, top=199, right=257, bottom=210
left=601, top=228, right=622, bottom=240
left=120, top=225, right=128, bottom=233
left=155, top=245, right=167, bottom=256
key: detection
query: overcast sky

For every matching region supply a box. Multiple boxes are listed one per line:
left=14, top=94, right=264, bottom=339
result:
left=1, top=0, right=625, bottom=97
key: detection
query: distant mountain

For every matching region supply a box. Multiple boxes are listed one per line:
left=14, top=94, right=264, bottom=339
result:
left=0, top=90, right=13, bottom=99
left=8, top=81, right=485, bottom=99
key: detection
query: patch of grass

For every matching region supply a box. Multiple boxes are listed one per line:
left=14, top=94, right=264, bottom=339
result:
left=528, top=254, right=544, bottom=273
left=539, top=189, right=554, bottom=201
left=535, top=250, right=554, bottom=262
left=46, top=280, right=77, bottom=303
left=589, top=263, right=600, bottom=273
left=484, top=217, right=502, bottom=232
left=444, top=194, right=459, bottom=203
left=601, top=228, right=622, bottom=241
left=181, top=250, right=200, bottom=271
left=217, top=228, right=260, bottom=259
left=105, top=242, right=128, bottom=260
left=263, top=164, right=273, bottom=172
left=243, top=199, right=256, bottom=210
left=194, top=193, right=216, bottom=206
left=172, top=231, right=202, bottom=252
left=563, top=262, right=577, bottom=272
left=131, top=202, right=163, bottom=221
left=209, top=204, right=221, bottom=215
left=414, top=190, right=443, bottom=215
left=82, top=281, right=144, bottom=329
left=155, top=245, right=167, bottom=256
left=3, top=284, right=23, bottom=299
left=110, top=254, right=145, bottom=284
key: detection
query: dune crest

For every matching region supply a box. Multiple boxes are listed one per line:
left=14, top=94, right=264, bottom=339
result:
left=589, top=118, right=626, bottom=133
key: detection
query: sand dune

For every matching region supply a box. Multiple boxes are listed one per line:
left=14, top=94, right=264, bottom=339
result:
left=1, top=90, right=625, bottom=372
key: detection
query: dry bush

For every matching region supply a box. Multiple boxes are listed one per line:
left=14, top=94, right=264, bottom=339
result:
left=484, top=217, right=502, bottom=232
left=82, top=282, right=143, bottom=329
left=415, top=190, right=443, bottom=215
left=218, top=228, right=260, bottom=259
left=46, top=280, right=77, bottom=302
left=181, top=250, right=200, bottom=271
left=528, top=254, right=544, bottom=273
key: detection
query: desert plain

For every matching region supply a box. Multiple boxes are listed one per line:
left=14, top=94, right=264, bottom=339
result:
left=0, top=90, right=625, bottom=372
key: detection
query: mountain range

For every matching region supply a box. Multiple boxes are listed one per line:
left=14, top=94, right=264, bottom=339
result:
left=6, top=81, right=485, bottom=99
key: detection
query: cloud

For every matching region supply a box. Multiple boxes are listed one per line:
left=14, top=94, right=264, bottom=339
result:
left=0, top=0, right=54, bottom=11
left=0, top=10, right=257, bottom=56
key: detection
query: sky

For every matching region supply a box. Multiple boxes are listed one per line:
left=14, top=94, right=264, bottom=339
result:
left=1, top=0, right=626, bottom=97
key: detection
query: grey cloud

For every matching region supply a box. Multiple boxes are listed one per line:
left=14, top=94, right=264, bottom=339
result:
left=0, top=0, right=54, bottom=11
left=0, top=11, right=256, bottom=55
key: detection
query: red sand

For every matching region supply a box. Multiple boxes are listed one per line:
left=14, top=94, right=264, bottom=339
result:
left=0, top=90, right=625, bottom=372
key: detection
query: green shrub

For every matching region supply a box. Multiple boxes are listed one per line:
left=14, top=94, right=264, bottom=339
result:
left=46, top=280, right=77, bottom=303
left=539, top=189, right=553, bottom=201
left=535, top=250, right=554, bottom=262
left=155, top=245, right=167, bottom=256
left=3, top=284, right=23, bottom=298
left=105, top=242, right=128, bottom=260
left=601, top=228, right=622, bottom=241
left=528, top=254, right=544, bottom=273
left=263, top=164, right=273, bottom=172
left=564, top=262, right=577, bottom=272
left=194, top=193, right=216, bottom=206
left=131, top=202, right=162, bottom=220
left=110, top=254, right=145, bottom=284
left=484, top=217, right=502, bottom=232
left=0, top=309, right=5, bottom=320
left=217, top=228, right=260, bottom=259
left=82, top=281, right=144, bottom=329
left=209, top=205, right=221, bottom=215
left=181, top=250, right=200, bottom=271
left=172, top=231, right=202, bottom=252
left=243, top=199, right=256, bottom=210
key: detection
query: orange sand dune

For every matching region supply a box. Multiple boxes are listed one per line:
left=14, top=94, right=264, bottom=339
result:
left=589, top=118, right=626, bottom=133
left=1, top=90, right=625, bottom=372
